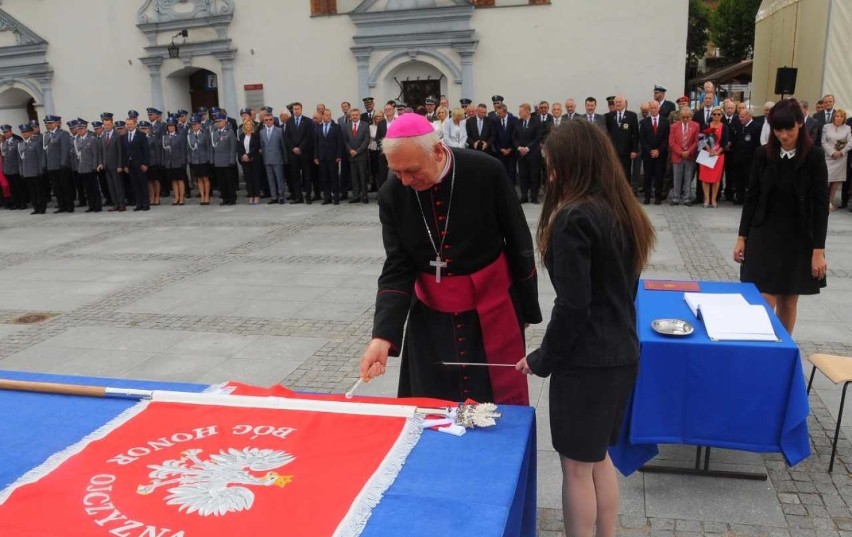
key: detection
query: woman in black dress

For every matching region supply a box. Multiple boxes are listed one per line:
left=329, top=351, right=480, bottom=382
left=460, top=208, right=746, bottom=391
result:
left=516, top=121, right=655, bottom=537
left=237, top=120, right=262, bottom=205
left=734, top=98, right=828, bottom=334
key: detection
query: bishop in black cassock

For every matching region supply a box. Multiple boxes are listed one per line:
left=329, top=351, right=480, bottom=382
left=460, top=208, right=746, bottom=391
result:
left=360, top=113, right=541, bottom=405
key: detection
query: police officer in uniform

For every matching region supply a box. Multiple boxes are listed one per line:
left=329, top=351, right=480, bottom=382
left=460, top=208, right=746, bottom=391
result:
left=74, top=119, right=104, bottom=212
left=187, top=114, right=213, bottom=205
left=67, top=119, right=87, bottom=208
left=162, top=116, right=189, bottom=205
left=362, top=97, right=376, bottom=123
left=424, top=97, right=437, bottom=122
left=211, top=112, right=238, bottom=205
left=1, top=124, right=25, bottom=209
left=44, top=115, right=74, bottom=213
left=18, top=123, right=45, bottom=214
left=90, top=121, right=111, bottom=207
left=147, top=108, right=168, bottom=197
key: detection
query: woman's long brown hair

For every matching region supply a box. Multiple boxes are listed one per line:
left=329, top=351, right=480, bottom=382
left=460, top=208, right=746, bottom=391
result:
left=536, top=120, right=655, bottom=276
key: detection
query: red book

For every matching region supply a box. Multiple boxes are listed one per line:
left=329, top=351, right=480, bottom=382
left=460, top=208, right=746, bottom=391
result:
left=644, top=280, right=701, bottom=292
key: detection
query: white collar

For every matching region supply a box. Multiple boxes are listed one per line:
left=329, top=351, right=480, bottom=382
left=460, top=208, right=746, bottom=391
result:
left=780, top=148, right=797, bottom=159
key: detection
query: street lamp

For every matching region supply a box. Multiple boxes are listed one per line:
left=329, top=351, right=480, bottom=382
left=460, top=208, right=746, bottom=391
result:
left=168, top=29, right=188, bottom=59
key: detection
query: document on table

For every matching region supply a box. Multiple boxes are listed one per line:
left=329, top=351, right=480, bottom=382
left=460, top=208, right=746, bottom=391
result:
left=696, top=149, right=719, bottom=169
left=699, top=303, right=778, bottom=341
left=683, top=292, right=778, bottom=341
left=683, top=292, right=749, bottom=318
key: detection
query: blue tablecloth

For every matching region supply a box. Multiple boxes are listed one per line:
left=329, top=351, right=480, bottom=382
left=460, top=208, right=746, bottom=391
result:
left=610, top=281, right=811, bottom=475
left=0, top=370, right=536, bottom=537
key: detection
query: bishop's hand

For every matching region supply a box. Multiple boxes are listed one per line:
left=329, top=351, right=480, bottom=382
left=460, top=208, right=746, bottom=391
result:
left=359, top=338, right=391, bottom=382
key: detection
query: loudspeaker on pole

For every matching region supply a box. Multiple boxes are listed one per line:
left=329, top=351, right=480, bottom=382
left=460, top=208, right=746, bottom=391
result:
left=774, top=67, right=798, bottom=96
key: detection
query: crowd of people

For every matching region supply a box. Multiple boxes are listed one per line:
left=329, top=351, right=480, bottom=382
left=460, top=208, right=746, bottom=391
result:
left=0, top=82, right=846, bottom=217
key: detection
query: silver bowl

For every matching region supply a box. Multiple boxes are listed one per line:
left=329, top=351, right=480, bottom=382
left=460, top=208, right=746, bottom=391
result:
left=651, top=318, right=695, bottom=337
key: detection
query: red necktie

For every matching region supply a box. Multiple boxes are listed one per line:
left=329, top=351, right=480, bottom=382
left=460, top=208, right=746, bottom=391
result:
left=352, top=123, right=357, bottom=135
left=652, top=118, right=658, bottom=134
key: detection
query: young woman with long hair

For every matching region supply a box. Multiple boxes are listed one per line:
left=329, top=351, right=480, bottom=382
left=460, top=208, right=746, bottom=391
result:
left=517, top=120, right=655, bottom=537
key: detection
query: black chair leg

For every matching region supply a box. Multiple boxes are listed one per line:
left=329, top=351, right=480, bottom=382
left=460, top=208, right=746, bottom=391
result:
left=807, top=366, right=817, bottom=394
left=829, top=381, right=851, bottom=473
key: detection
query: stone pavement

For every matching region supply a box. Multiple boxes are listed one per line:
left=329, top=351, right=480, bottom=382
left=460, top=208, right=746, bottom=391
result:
left=3, top=197, right=852, bottom=536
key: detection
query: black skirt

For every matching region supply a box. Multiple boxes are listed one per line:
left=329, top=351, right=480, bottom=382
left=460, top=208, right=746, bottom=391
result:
left=741, top=216, right=824, bottom=295
left=189, top=163, right=212, bottom=179
left=167, top=167, right=187, bottom=181
left=548, top=363, right=638, bottom=462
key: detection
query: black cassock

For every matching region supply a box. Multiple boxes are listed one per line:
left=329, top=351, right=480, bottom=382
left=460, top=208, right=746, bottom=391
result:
left=373, top=147, right=542, bottom=402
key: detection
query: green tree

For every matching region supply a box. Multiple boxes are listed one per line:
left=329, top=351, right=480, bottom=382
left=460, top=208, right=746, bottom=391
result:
left=711, top=0, right=762, bottom=61
left=687, top=0, right=712, bottom=67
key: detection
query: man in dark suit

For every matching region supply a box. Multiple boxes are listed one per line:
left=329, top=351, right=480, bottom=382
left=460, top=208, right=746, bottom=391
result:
left=605, top=95, right=639, bottom=184
left=536, top=100, right=554, bottom=141
left=466, top=103, right=494, bottom=153
left=814, top=94, right=836, bottom=141
left=582, top=97, right=606, bottom=129
left=654, top=85, right=677, bottom=119
left=800, top=100, right=820, bottom=143
left=374, top=101, right=397, bottom=190
left=492, top=103, right=517, bottom=187
left=721, top=99, right=742, bottom=202
left=513, top=103, right=542, bottom=203
left=120, top=114, right=150, bottom=211
left=344, top=107, right=370, bottom=204
left=313, top=109, right=344, bottom=205
left=638, top=101, right=670, bottom=204
left=730, top=106, right=762, bottom=205
left=284, top=102, right=313, bottom=204
left=488, top=95, right=504, bottom=121
left=694, top=93, right=716, bottom=131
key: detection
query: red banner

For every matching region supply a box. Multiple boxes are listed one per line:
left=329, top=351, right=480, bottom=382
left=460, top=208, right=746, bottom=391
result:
left=0, top=389, right=424, bottom=536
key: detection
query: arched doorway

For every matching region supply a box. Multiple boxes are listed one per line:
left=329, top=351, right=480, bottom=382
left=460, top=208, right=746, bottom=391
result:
left=189, top=69, right=219, bottom=113
left=382, top=60, right=446, bottom=108
left=0, top=87, right=38, bottom=127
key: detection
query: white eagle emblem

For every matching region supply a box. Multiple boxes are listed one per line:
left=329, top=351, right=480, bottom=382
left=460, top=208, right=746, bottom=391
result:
left=137, top=448, right=295, bottom=517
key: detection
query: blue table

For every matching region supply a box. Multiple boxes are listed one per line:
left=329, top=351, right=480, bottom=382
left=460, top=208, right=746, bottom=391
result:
left=0, top=370, right=536, bottom=537
left=610, top=281, right=810, bottom=476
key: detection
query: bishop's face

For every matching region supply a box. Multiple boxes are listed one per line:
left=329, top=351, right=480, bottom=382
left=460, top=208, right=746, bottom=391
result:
left=386, top=140, right=443, bottom=192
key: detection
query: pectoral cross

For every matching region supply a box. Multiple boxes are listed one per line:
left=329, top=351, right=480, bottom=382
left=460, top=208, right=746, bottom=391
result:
left=430, top=255, right=447, bottom=283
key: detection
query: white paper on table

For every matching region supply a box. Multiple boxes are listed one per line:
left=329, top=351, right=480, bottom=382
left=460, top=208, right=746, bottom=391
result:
left=699, top=303, right=778, bottom=341
left=683, top=292, right=749, bottom=318
left=696, top=149, right=719, bottom=169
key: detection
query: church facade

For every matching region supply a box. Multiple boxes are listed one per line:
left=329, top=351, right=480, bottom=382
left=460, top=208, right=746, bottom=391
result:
left=0, top=0, right=687, bottom=125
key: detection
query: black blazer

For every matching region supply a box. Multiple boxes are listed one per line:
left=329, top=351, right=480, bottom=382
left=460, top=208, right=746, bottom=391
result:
left=465, top=115, right=494, bottom=151
left=738, top=145, right=829, bottom=248
left=731, top=120, right=762, bottom=166
left=694, top=108, right=715, bottom=131
left=284, top=115, right=314, bottom=154
left=375, top=119, right=389, bottom=151
left=526, top=201, right=639, bottom=374
left=121, top=129, right=149, bottom=169
left=722, top=114, right=741, bottom=150
left=492, top=114, right=517, bottom=153
left=313, top=122, right=344, bottom=161
left=512, top=117, right=542, bottom=157
left=638, top=116, right=670, bottom=158
left=605, top=110, right=639, bottom=156
left=237, top=132, right=261, bottom=162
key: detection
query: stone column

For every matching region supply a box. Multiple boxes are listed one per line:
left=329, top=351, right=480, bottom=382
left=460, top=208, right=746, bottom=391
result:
left=454, top=44, right=476, bottom=100
left=352, top=47, right=373, bottom=100
left=35, top=75, right=55, bottom=115
left=214, top=50, right=238, bottom=117
left=140, top=56, right=164, bottom=110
